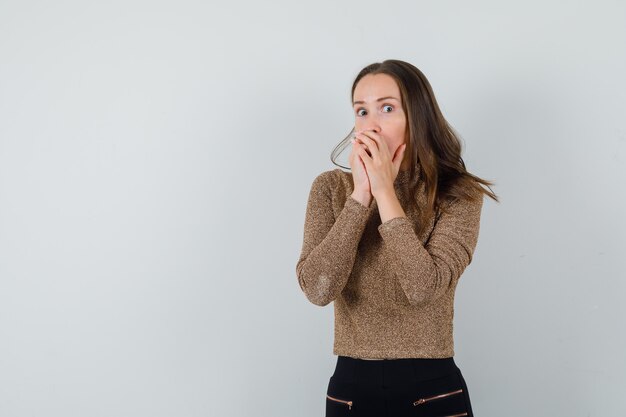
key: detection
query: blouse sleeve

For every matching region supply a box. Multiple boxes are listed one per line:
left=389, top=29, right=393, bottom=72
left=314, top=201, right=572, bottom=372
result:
left=377, top=189, right=484, bottom=307
left=296, top=171, right=375, bottom=306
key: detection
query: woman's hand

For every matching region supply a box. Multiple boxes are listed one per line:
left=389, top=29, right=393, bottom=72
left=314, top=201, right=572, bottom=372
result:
left=348, top=132, right=373, bottom=207
left=352, top=130, right=406, bottom=199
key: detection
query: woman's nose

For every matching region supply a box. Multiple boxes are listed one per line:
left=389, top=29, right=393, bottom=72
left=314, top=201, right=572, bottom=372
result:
left=356, top=126, right=380, bottom=133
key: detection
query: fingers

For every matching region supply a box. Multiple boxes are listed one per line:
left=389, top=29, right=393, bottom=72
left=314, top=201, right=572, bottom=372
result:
left=391, top=143, right=406, bottom=164
left=352, top=138, right=371, bottom=160
left=351, top=137, right=371, bottom=158
left=354, top=131, right=388, bottom=162
left=354, top=133, right=378, bottom=159
left=349, top=140, right=365, bottom=173
left=355, top=143, right=372, bottom=170
left=391, top=143, right=406, bottom=175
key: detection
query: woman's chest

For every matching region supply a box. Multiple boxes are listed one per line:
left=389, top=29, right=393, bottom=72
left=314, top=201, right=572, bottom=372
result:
left=339, top=200, right=438, bottom=307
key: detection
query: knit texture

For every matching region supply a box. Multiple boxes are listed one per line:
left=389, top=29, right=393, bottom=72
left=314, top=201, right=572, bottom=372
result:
left=296, top=163, right=483, bottom=359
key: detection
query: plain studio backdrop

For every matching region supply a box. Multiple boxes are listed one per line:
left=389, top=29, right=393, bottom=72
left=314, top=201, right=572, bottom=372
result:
left=1, top=1, right=625, bottom=416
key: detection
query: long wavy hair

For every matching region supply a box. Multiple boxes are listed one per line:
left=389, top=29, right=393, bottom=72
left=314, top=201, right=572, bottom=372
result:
left=331, top=59, right=499, bottom=235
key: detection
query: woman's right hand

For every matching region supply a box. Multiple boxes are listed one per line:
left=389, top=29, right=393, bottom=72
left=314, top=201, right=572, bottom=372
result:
left=349, top=134, right=373, bottom=207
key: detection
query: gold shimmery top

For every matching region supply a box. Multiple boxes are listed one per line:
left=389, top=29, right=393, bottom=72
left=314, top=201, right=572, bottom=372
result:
left=296, top=163, right=483, bottom=359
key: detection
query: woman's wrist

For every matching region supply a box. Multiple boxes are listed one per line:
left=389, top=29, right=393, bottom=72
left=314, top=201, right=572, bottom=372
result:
left=351, top=190, right=372, bottom=208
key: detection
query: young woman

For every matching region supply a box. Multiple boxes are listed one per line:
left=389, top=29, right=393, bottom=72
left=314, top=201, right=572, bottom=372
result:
left=296, top=59, right=498, bottom=417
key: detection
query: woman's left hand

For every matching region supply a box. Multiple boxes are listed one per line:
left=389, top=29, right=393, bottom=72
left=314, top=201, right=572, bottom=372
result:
left=353, top=130, right=407, bottom=198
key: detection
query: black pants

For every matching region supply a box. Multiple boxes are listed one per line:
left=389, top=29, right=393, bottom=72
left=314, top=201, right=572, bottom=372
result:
left=326, top=355, right=474, bottom=417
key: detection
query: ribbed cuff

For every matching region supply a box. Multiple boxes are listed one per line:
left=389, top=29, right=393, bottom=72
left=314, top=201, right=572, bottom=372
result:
left=378, top=216, right=411, bottom=235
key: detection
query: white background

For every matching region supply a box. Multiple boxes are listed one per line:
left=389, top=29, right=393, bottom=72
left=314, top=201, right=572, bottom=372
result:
left=1, top=1, right=625, bottom=416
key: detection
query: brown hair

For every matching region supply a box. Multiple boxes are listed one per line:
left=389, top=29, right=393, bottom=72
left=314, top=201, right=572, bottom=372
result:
left=331, top=59, right=499, bottom=235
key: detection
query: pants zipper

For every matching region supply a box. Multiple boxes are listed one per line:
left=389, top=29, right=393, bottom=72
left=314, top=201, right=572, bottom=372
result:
left=327, top=394, right=353, bottom=410
left=413, top=388, right=464, bottom=406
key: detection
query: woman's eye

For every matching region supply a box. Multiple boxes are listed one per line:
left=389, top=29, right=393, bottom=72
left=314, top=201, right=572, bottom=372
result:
left=355, top=105, right=393, bottom=116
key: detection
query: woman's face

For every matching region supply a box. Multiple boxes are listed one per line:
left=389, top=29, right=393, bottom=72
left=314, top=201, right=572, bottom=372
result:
left=353, top=73, right=407, bottom=166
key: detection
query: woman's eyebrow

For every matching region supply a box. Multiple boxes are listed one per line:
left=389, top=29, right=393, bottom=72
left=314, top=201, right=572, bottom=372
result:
left=353, top=96, right=400, bottom=105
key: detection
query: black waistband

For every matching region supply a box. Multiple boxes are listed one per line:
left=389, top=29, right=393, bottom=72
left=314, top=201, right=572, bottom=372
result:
left=332, top=355, right=459, bottom=385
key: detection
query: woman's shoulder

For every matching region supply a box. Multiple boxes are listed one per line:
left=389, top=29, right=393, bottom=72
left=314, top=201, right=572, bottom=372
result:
left=311, top=168, right=353, bottom=193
